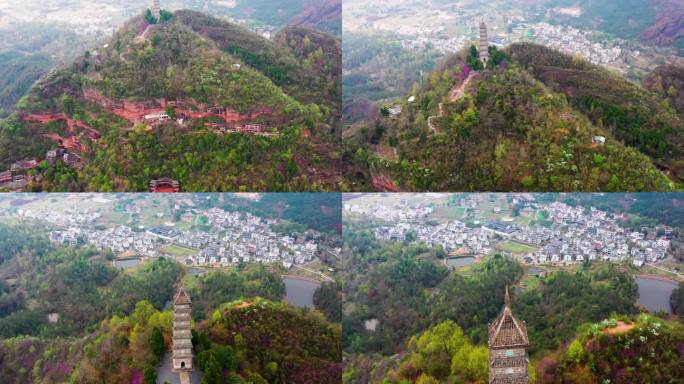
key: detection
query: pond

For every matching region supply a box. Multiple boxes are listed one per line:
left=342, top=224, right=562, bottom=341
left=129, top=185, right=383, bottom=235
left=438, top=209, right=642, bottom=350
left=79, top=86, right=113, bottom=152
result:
left=635, top=277, right=678, bottom=314
left=283, top=277, right=321, bottom=308
left=445, top=256, right=476, bottom=268
left=114, top=258, right=141, bottom=269
left=186, top=267, right=205, bottom=276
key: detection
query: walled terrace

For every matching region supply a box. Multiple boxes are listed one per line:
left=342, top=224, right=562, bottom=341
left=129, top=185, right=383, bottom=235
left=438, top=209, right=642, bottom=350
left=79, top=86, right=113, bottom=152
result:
left=82, top=88, right=273, bottom=133
left=20, top=112, right=102, bottom=151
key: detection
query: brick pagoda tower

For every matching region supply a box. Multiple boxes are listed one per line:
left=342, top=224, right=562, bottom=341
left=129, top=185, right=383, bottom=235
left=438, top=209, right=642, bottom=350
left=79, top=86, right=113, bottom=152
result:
left=152, top=0, right=161, bottom=21
left=488, top=287, right=529, bottom=384
left=172, top=285, right=193, bottom=381
left=479, top=19, right=489, bottom=66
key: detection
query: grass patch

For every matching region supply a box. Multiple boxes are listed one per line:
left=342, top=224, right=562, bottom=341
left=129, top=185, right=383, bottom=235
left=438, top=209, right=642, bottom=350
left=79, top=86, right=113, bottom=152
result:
left=497, top=240, right=537, bottom=254
left=159, top=244, right=197, bottom=257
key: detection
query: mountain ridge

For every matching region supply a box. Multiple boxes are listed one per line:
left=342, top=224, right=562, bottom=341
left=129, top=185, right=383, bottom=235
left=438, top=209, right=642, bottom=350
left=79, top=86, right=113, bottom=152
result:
left=344, top=42, right=682, bottom=192
left=0, top=10, right=342, bottom=192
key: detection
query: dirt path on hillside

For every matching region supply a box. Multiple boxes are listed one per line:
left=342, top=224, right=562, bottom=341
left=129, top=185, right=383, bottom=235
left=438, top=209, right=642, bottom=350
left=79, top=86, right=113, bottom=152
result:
left=427, top=73, right=474, bottom=132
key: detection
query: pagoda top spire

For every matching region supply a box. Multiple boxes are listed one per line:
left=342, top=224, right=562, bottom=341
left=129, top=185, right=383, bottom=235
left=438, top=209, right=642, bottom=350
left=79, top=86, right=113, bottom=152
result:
left=174, top=285, right=191, bottom=305
left=488, top=286, right=528, bottom=348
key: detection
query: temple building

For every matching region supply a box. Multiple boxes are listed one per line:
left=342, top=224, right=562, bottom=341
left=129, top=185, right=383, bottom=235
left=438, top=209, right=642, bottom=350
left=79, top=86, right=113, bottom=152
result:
left=479, top=20, right=489, bottom=66
left=488, top=287, right=529, bottom=384
left=150, top=178, right=180, bottom=193
left=172, top=285, right=193, bottom=373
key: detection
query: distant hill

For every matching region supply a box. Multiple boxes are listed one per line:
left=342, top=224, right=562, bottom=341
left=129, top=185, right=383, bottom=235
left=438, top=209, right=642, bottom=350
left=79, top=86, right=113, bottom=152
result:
left=0, top=24, right=90, bottom=117
left=640, top=0, right=684, bottom=50
left=344, top=43, right=679, bottom=192
left=541, top=0, right=657, bottom=40
left=535, top=0, right=683, bottom=55
left=289, top=0, right=342, bottom=36
left=0, top=10, right=342, bottom=192
left=508, top=43, right=684, bottom=182
left=644, top=63, right=684, bottom=117
left=0, top=52, right=52, bottom=118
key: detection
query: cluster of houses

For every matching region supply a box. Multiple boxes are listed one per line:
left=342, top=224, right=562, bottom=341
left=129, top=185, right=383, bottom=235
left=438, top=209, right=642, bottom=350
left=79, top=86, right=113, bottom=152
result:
left=186, top=208, right=320, bottom=268
left=344, top=201, right=434, bottom=222
left=31, top=204, right=321, bottom=269
left=50, top=225, right=159, bottom=257
left=532, top=22, right=623, bottom=65
left=16, top=208, right=101, bottom=226
left=374, top=220, right=495, bottom=255
left=360, top=199, right=673, bottom=268
left=529, top=202, right=671, bottom=266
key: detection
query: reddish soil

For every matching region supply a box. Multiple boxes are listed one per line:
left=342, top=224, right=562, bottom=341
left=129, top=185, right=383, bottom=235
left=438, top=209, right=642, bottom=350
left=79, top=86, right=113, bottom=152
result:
left=233, top=301, right=253, bottom=309
left=21, top=113, right=101, bottom=149
left=83, top=89, right=266, bottom=125
left=42, top=133, right=86, bottom=153
left=603, top=321, right=635, bottom=335
left=371, top=173, right=400, bottom=192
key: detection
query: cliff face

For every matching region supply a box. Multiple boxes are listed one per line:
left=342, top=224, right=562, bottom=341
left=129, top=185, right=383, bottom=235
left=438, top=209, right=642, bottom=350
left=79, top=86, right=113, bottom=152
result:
left=639, top=0, right=684, bottom=46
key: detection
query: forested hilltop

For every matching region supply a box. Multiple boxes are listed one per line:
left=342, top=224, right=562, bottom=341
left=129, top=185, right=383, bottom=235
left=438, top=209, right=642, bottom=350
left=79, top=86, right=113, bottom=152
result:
left=343, top=43, right=684, bottom=192
left=0, top=224, right=341, bottom=383
left=0, top=9, right=342, bottom=192
left=342, top=223, right=684, bottom=384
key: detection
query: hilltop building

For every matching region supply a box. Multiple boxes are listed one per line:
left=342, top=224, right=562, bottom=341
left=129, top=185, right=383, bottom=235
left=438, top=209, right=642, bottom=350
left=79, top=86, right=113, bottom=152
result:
left=479, top=20, right=489, bottom=66
left=172, top=286, right=193, bottom=373
left=488, top=287, right=529, bottom=384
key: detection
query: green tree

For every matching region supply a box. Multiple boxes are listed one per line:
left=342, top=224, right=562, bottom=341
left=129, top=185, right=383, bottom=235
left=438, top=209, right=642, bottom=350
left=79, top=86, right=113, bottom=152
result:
left=470, top=45, right=479, bottom=58
left=416, top=374, right=440, bottom=384
left=143, top=365, right=157, bottom=384
left=667, top=85, right=678, bottom=98
left=166, top=105, right=176, bottom=118
left=144, top=9, right=158, bottom=24
left=150, top=327, right=166, bottom=360
left=200, top=353, right=222, bottom=384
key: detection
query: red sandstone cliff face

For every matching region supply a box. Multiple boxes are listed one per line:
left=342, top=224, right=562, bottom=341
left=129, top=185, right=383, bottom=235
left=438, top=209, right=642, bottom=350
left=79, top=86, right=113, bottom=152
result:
left=640, top=0, right=684, bottom=46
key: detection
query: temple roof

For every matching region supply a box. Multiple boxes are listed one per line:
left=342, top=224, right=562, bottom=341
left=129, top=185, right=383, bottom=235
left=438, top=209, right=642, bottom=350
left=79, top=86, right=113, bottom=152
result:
left=488, top=287, right=528, bottom=348
left=174, top=285, right=191, bottom=305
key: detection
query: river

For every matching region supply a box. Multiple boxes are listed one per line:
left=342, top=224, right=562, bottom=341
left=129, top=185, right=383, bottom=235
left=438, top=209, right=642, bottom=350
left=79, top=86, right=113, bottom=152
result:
left=283, top=276, right=321, bottom=308
left=635, top=276, right=678, bottom=314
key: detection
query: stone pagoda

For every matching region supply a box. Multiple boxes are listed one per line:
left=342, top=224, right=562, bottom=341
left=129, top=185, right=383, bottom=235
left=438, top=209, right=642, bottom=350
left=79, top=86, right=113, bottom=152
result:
left=152, top=0, right=161, bottom=21
left=172, top=285, right=193, bottom=376
left=479, top=19, right=489, bottom=66
left=488, top=287, right=529, bottom=384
